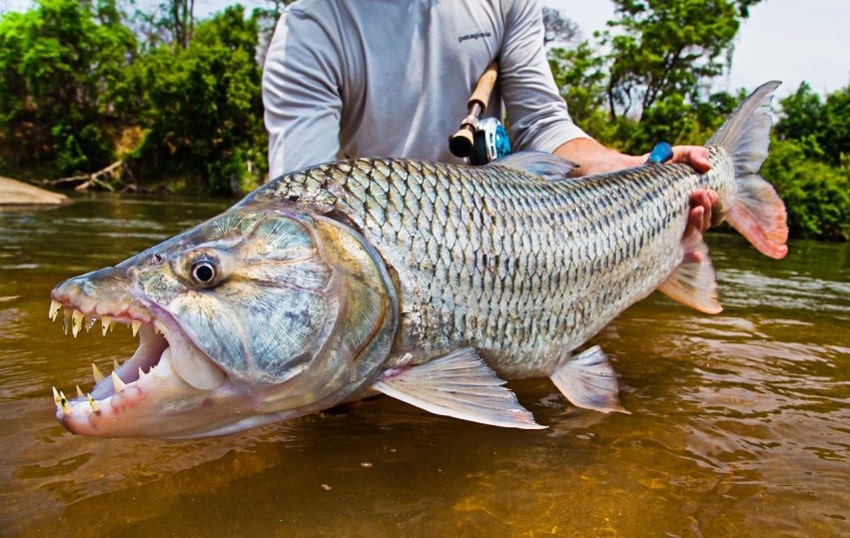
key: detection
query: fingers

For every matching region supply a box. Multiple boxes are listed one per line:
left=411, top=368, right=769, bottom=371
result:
left=671, top=146, right=711, bottom=173
left=686, top=205, right=705, bottom=241
left=685, top=190, right=719, bottom=241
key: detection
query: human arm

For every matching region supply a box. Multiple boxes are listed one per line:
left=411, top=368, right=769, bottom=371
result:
left=554, top=138, right=716, bottom=236
left=262, top=8, right=344, bottom=177
left=496, top=0, right=715, bottom=235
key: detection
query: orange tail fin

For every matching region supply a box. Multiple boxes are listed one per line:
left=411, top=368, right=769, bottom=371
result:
left=707, top=81, right=788, bottom=259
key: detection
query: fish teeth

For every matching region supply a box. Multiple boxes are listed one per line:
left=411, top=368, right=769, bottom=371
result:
left=62, top=309, right=72, bottom=335
left=71, top=309, right=84, bottom=338
left=58, top=390, right=70, bottom=413
left=87, top=393, right=99, bottom=412
left=111, top=371, right=126, bottom=392
left=49, top=300, right=61, bottom=321
left=76, top=385, right=84, bottom=399
left=131, top=320, right=141, bottom=338
left=113, top=358, right=121, bottom=371
left=101, top=316, right=112, bottom=336
left=92, top=363, right=105, bottom=384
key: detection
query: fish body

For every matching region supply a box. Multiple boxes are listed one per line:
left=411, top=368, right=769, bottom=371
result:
left=49, top=82, right=787, bottom=438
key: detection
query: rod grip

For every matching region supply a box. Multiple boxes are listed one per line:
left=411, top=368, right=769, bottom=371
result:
left=468, top=60, right=499, bottom=112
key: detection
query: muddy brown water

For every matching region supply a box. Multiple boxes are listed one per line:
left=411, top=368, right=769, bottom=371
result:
left=1, top=194, right=848, bottom=537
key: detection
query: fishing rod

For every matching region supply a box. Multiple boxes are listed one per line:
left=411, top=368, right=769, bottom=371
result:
left=448, top=60, right=512, bottom=165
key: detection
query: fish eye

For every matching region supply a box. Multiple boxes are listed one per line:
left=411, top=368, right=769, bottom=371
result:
left=191, top=259, right=218, bottom=286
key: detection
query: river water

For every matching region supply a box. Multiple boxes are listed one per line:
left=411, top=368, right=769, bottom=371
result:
left=1, top=194, right=848, bottom=537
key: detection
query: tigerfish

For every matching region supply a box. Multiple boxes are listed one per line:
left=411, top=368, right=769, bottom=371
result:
left=49, top=82, right=787, bottom=438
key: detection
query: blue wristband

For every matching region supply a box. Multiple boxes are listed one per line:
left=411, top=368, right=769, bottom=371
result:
left=647, top=142, right=673, bottom=164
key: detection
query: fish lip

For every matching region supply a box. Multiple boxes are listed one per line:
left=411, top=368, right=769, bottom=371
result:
left=48, top=290, right=230, bottom=437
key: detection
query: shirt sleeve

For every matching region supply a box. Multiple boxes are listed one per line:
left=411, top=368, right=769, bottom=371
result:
left=498, top=0, right=590, bottom=153
left=262, top=8, right=344, bottom=178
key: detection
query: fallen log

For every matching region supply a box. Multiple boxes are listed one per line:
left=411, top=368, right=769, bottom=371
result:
left=46, top=160, right=125, bottom=191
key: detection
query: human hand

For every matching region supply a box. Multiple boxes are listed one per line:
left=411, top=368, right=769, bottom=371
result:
left=686, top=189, right=719, bottom=241
left=668, top=145, right=711, bottom=173
left=667, top=146, right=717, bottom=241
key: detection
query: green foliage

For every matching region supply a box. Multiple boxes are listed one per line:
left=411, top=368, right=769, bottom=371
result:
left=601, top=0, right=761, bottom=120
left=553, top=0, right=760, bottom=121
left=0, top=0, right=135, bottom=175
left=762, top=138, right=850, bottom=241
left=128, top=5, right=266, bottom=194
left=549, top=42, right=607, bottom=125
left=765, top=84, right=850, bottom=241
left=777, top=82, right=850, bottom=168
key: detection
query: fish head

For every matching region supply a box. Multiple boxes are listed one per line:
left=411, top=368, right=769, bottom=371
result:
left=50, top=206, right=398, bottom=438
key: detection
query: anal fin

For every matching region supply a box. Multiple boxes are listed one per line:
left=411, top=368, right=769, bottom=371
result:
left=372, top=348, right=545, bottom=430
left=550, top=346, right=628, bottom=414
left=657, top=232, right=722, bottom=314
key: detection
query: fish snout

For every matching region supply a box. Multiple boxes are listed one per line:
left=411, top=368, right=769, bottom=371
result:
left=51, top=266, right=131, bottom=312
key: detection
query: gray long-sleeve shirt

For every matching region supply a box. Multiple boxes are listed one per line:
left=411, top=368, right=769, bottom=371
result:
left=262, top=0, right=588, bottom=177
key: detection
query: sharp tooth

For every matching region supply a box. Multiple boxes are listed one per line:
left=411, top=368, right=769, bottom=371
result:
left=87, top=393, right=99, bottom=412
left=131, top=320, right=141, bottom=337
left=92, top=363, right=105, bottom=384
left=101, top=316, right=112, bottom=336
left=52, top=386, right=61, bottom=405
left=138, top=366, right=145, bottom=379
left=76, top=385, right=84, bottom=398
left=111, top=371, right=126, bottom=392
left=49, top=300, right=61, bottom=321
left=113, top=358, right=120, bottom=371
left=85, top=317, right=97, bottom=332
left=62, top=309, right=72, bottom=335
left=59, top=391, right=70, bottom=413
left=71, top=309, right=84, bottom=338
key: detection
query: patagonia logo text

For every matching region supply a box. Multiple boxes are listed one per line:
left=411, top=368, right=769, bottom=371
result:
left=458, top=31, right=491, bottom=43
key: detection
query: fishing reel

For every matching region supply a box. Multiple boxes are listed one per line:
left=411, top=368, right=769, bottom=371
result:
left=470, top=117, right=512, bottom=165
left=449, top=61, right=512, bottom=166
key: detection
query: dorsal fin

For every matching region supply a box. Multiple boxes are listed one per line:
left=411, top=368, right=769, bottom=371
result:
left=487, top=151, right=578, bottom=180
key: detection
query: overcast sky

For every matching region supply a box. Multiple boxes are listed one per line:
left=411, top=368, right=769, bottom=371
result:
left=2, top=0, right=848, bottom=97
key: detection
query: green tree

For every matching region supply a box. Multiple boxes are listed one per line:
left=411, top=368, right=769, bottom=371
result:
left=762, top=137, right=850, bottom=241
left=780, top=83, right=850, bottom=168
left=0, top=0, right=135, bottom=176
left=128, top=5, right=266, bottom=194
left=601, top=0, right=761, bottom=120
left=822, top=86, right=850, bottom=167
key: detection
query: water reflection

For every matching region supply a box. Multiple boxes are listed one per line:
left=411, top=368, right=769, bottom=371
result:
left=1, top=196, right=848, bottom=536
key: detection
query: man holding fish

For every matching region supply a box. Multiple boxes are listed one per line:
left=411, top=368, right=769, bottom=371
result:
left=261, top=0, right=717, bottom=234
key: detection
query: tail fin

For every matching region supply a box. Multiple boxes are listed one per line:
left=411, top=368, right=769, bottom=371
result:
left=707, top=81, right=788, bottom=259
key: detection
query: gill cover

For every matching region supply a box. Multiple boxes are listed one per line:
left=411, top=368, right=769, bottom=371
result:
left=148, top=208, right=398, bottom=410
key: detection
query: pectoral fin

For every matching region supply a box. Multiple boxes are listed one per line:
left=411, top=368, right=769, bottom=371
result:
left=372, top=348, right=545, bottom=430
left=657, top=233, right=722, bottom=314
left=550, top=346, right=628, bottom=414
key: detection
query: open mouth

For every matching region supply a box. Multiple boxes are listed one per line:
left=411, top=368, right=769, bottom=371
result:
left=49, top=299, right=170, bottom=415
left=48, top=298, right=226, bottom=424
